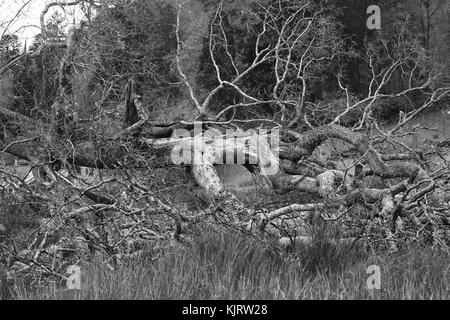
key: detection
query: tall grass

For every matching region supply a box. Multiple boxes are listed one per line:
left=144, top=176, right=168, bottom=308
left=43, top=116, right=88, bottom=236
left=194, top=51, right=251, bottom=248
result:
left=9, top=231, right=450, bottom=300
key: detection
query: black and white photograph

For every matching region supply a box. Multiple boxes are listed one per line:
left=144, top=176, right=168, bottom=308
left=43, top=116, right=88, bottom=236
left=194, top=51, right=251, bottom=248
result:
left=0, top=0, right=450, bottom=304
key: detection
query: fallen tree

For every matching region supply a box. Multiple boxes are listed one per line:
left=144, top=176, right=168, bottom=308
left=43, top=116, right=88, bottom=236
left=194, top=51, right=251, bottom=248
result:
left=1, top=0, right=450, bottom=283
